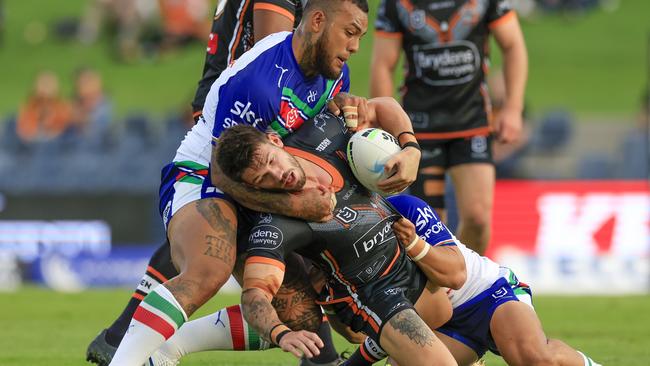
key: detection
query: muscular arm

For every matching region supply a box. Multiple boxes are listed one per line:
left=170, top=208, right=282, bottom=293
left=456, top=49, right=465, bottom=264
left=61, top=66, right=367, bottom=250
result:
left=491, top=13, right=528, bottom=143
left=369, top=35, right=401, bottom=98
left=393, top=218, right=466, bottom=289
left=241, top=260, right=323, bottom=358
left=211, top=147, right=334, bottom=222
left=253, top=7, right=295, bottom=42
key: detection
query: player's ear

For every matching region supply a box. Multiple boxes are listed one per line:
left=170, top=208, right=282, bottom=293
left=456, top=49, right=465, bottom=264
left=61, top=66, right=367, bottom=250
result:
left=266, top=133, right=284, bottom=147
left=307, top=9, right=327, bottom=34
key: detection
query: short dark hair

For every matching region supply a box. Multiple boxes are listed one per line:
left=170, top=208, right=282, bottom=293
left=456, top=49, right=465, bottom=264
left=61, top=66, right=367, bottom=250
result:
left=214, top=125, right=269, bottom=183
left=304, top=0, right=369, bottom=14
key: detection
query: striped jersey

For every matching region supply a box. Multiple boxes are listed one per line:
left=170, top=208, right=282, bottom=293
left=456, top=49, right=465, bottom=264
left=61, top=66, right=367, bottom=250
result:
left=191, top=0, right=304, bottom=114
left=175, top=31, right=350, bottom=166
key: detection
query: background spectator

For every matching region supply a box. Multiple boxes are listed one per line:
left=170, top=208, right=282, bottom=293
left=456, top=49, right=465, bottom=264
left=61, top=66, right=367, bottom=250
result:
left=70, top=67, right=113, bottom=147
left=16, top=71, right=72, bottom=143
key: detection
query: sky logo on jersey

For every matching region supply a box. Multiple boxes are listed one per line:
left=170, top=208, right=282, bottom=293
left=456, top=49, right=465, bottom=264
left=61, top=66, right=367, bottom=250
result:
left=414, top=205, right=454, bottom=245
left=225, top=100, right=263, bottom=128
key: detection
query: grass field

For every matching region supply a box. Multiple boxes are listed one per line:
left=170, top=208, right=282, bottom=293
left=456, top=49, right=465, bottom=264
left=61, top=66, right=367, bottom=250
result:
left=1, top=287, right=649, bottom=365
left=0, top=1, right=648, bottom=120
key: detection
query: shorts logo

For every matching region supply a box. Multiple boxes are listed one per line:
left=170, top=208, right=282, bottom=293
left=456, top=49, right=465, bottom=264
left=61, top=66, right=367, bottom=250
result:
left=162, top=201, right=172, bottom=228
left=492, top=286, right=508, bottom=299
left=336, top=206, right=358, bottom=223
left=249, top=225, right=283, bottom=250
left=258, top=213, right=273, bottom=224
left=471, top=135, right=488, bottom=154
left=384, top=287, right=402, bottom=296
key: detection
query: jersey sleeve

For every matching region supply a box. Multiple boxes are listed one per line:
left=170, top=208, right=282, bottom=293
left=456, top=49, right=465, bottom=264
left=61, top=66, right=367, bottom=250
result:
left=210, top=66, right=280, bottom=140
left=386, top=195, right=457, bottom=247
left=375, top=0, right=402, bottom=37
left=340, top=64, right=350, bottom=93
left=253, top=0, right=299, bottom=23
left=486, top=0, right=515, bottom=28
left=246, top=214, right=314, bottom=270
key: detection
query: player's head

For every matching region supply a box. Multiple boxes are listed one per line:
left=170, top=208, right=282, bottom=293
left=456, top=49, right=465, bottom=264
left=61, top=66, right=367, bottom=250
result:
left=298, top=0, right=368, bottom=79
left=215, top=125, right=307, bottom=192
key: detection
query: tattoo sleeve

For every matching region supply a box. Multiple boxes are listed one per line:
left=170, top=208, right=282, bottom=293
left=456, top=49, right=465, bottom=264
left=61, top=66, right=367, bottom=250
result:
left=242, top=288, right=285, bottom=343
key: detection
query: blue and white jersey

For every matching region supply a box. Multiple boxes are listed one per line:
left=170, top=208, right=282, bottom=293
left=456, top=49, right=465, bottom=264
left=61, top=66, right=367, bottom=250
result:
left=387, top=194, right=501, bottom=308
left=174, top=31, right=350, bottom=166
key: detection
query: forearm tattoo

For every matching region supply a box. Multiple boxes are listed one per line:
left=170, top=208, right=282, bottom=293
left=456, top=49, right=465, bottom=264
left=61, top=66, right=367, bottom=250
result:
left=242, top=288, right=283, bottom=342
left=388, top=309, right=435, bottom=348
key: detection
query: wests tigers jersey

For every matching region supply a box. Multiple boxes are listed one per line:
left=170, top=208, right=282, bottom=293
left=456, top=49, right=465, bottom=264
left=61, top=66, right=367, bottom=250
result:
left=375, top=0, right=514, bottom=138
left=244, top=113, right=406, bottom=289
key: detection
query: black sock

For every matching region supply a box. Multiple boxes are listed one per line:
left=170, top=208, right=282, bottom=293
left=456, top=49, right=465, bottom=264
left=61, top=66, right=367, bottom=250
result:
left=104, top=240, right=179, bottom=347
left=342, top=338, right=384, bottom=366
left=308, top=321, right=339, bottom=364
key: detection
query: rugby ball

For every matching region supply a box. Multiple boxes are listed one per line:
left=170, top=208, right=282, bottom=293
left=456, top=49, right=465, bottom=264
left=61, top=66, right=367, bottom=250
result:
left=346, top=128, right=401, bottom=195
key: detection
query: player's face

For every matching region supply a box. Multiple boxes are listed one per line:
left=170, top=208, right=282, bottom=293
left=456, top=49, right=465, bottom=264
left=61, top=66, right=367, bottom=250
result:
left=241, top=137, right=307, bottom=192
left=315, top=3, right=368, bottom=79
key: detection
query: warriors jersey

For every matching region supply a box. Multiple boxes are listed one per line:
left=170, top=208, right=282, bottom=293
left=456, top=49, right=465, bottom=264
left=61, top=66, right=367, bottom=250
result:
left=175, top=31, right=350, bottom=166
left=375, top=0, right=515, bottom=138
left=244, top=113, right=428, bottom=338
left=191, top=0, right=304, bottom=115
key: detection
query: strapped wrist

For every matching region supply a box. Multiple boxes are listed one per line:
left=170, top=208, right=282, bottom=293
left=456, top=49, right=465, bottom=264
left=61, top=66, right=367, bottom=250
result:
left=401, top=141, right=421, bottom=152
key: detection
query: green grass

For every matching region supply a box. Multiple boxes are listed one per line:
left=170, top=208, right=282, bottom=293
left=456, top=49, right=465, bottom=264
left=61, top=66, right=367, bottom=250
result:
left=1, top=287, right=648, bottom=365
left=0, top=1, right=648, bottom=120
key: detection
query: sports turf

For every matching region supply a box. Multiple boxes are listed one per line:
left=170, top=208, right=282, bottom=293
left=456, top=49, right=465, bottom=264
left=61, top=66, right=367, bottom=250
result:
left=1, top=287, right=648, bottom=365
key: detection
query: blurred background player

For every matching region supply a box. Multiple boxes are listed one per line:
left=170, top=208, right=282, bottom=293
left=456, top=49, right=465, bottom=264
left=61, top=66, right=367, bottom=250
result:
left=370, top=0, right=528, bottom=255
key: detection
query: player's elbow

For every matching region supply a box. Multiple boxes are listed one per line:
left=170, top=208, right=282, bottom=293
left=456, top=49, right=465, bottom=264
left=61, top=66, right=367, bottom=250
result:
left=446, top=254, right=467, bottom=290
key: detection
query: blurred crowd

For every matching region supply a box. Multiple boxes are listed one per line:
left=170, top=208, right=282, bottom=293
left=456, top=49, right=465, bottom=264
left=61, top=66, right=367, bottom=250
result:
left=57, top=0, right=211, bottom=62
left=0, top=68, right=191, bottom=194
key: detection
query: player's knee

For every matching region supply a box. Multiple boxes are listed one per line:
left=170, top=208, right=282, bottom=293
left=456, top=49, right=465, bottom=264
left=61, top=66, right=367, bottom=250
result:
left=460, top=204, right=491, bottom=230
left=515, top=346, right=558, bottom=366
left=188, top=267, right=232, bottom=299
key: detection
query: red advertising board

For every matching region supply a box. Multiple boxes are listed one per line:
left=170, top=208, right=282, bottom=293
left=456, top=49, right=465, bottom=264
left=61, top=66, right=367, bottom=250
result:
left=489, top=180, right=649, bottom=293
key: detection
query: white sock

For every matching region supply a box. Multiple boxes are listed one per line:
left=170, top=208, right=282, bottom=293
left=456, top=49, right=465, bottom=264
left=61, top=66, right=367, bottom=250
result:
left=155, top=304, right=271, bottom=360
left=578, top=350, right=602, bottom=366
left=109, top=285, right=187, bottom=366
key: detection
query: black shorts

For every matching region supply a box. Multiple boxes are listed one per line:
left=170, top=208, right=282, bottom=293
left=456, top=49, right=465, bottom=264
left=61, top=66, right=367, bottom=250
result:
left=420, top=134, right=494, bottom=169
left=318, top=248, right=427, bottom=342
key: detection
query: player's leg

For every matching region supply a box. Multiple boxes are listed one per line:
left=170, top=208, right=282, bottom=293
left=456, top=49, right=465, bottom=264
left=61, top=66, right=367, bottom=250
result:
left=379, top=308, right=458, bottom=366
left=86, top=241, right=179, bottom=365
left=109, top=197, right=238, bottom=366
left=446, top=135, right=494, bottom=255
left=491, top=301, right=600, bottom=366
left=410, top=142, right=448, bottom=222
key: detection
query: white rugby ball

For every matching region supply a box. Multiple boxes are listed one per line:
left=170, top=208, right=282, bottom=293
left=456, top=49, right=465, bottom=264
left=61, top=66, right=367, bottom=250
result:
left=346, top=128, right=401, bottom=195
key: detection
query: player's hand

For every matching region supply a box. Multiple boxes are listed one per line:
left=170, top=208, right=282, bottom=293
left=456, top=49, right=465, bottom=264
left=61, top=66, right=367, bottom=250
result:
left=327, top=92, right=369, bottom=131
left=289, top=184, right=335, bottom=222
left=278, top=330, right=324, bottom=359
left=493, top=106, right=523, bottom=143
left=392, top=218, right=418, bottom=247
left=377, top=147, right=420, bottom=194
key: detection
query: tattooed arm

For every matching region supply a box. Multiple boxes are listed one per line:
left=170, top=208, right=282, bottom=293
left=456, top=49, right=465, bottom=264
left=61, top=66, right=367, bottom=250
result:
left=211, top=146, right=334, bottom=222
left=241, top=260, right=324, bottom=358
